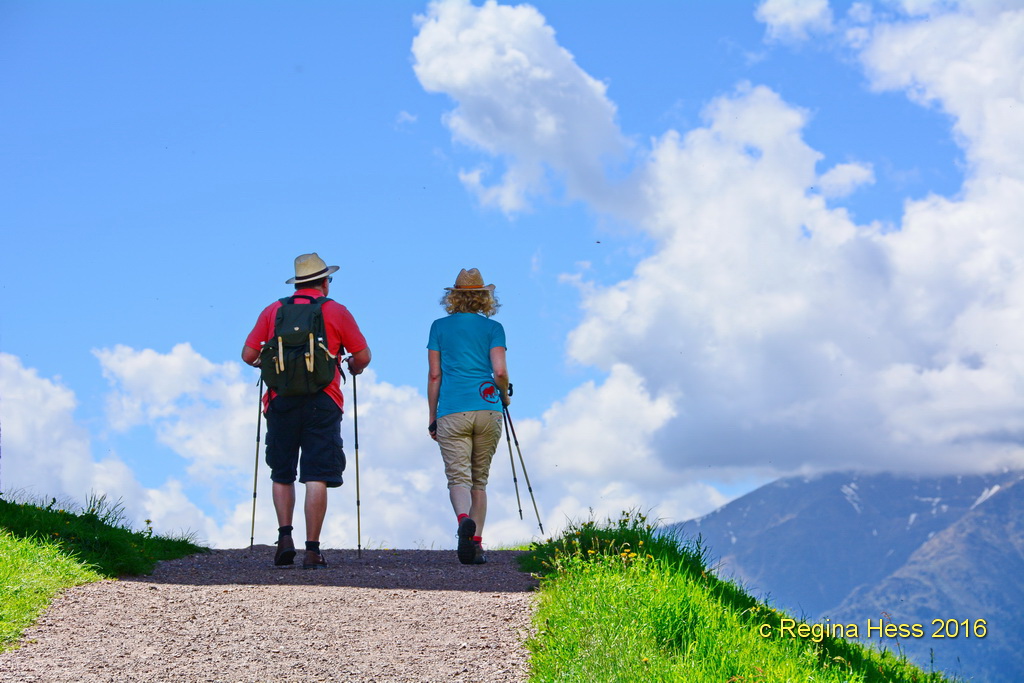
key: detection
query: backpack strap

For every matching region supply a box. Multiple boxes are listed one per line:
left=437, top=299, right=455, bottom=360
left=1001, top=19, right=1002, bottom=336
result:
left=281, top=294, right=333, bottom=306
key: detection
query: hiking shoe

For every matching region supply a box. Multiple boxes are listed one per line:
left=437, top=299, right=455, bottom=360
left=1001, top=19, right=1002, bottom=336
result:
left=302, top=550, right=328, bottom=569
left=457, top=517, right=477, bottom=565
left=471, top=542, right=488, bottom=565
left=274, top=536, right=296, bottom=566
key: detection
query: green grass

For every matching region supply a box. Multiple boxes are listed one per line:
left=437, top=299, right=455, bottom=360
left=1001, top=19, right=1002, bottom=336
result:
left=492, top=542, right=534, bottom=551
left=0, top=492, right=206, bottom=650
left=519, top=510, right=954, bottom=683
left=0, top=530, right=103, bottom=646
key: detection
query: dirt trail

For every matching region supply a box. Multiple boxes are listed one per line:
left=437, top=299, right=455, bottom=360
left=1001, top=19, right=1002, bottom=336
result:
left=0, top=547, right=538, bottom=682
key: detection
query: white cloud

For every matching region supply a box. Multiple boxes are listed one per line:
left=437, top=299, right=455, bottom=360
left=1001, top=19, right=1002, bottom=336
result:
left=95, top=343, right=254, bottom=486
left=413, top=1, right=1024, bottom=481
left=94, top=343, right=224, bottom=432
left=508, top=364, right=739, bottom=532
left=756, top=0, right=834, bottom=42
left=142, top=479, right=218, bottom=540
left=412, top=0, right=629, bottom=214
left=529, top=364, right=676, bottom=481
left=0, top=353, right=219, bottom=542
left=857, top=3, right=1024, bottom=178
left=563, top=83, right=909, bottom=471
left=848, top=2, right=1024, bottom=468
left=1, top=352, right=100, bottom=501
left=818, top=162, right=875, bottom=198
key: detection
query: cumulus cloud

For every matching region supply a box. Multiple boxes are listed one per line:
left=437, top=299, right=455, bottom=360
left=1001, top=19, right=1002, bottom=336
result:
left=857, top=3, right=1024, bottom=178
left=0, top=352, right=221, bottom=543
left=756, top=0, right=834, bottom=42
left=566, top=83, right=912, bottom=472
left=528, top=364, right=677, bottom=481
left=412, top=0, right=629, bottom=213
left=95, top=343, right=254, bottom=485
left=850, top=2, right=1024, bottom=464
left=1, top=352, right=102, bottom=500
left=413, top=0, right=1024, bottom=482
left=514, top=364, right=733, bottom=529
left=818, top=162, right=875, bottom=198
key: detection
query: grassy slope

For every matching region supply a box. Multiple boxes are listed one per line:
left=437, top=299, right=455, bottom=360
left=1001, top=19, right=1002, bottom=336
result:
left=519, top=512, right=955, bottom=683
left=0, top=494, right=206, bottom=651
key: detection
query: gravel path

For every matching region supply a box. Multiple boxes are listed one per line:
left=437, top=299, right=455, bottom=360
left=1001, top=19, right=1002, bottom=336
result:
left=0, top=546, right=539, bottom=682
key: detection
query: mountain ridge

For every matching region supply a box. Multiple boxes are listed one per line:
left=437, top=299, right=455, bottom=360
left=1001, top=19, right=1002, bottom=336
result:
left=670, top=469, right=1024, bottom=682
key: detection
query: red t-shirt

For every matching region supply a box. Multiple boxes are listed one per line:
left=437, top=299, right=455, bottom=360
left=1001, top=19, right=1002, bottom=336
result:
left=245, top=289, right=368, bottom=411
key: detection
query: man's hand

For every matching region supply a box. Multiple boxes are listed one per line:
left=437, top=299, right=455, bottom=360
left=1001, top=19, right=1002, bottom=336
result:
left=428, top=420, right=437, bottom=441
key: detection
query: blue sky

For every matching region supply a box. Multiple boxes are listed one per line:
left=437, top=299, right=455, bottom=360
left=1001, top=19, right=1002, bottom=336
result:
left=3, top=0, right=1023, bottom=550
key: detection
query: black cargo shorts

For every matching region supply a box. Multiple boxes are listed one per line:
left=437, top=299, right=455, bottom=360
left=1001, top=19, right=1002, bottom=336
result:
left=265, top=391, right=346, bottom=487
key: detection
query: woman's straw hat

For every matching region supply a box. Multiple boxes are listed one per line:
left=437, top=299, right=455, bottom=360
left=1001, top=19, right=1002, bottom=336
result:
left=445, top=268, right=495, bottom=292
left=286, top=253, right=340, bottom=284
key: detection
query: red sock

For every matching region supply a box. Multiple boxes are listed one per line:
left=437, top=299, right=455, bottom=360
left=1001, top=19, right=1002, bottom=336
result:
left=473, top=536, right=482, bottom=543
left=457, top=513, right=469, bottom=523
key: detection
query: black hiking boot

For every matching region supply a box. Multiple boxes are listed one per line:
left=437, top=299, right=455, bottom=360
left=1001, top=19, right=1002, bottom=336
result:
left=457, top=517, right=477, bottom=565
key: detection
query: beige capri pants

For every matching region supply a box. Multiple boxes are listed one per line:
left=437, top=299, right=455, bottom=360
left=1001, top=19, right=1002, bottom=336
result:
left=436, top=410, right=503, bottom=490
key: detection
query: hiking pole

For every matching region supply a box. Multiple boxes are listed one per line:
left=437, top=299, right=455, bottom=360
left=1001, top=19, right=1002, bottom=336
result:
left=250, top=377, right=264, bottom=548
left=353, top=371, right=362, bottom=559
left=502, top=408, right=523, bottom=520
left=502, top=407, right=544, bottom=535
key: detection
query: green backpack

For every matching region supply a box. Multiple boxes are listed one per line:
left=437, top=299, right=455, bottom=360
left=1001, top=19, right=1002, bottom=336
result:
left=259, top=295, right=340, bottom=396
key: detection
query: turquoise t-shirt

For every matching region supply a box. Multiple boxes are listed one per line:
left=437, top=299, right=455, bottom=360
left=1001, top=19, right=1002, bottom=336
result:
left=427, top=313, right=507, bottom=418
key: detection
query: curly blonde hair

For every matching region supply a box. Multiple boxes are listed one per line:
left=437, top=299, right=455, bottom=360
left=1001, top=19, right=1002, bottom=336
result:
left=440, top=289, right=500, bottom=317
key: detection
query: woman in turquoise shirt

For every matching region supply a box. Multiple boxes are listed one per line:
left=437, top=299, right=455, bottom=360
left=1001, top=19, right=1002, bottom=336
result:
left=427, top=268, right=511, bottom=565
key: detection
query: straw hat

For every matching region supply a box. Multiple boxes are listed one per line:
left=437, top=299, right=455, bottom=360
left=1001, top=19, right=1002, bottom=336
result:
left=445, top=268, right=495, bottom=292
left=286, top=253, right=340, bottom=284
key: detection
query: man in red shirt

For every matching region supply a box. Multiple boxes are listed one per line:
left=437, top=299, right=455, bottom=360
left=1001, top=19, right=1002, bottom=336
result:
left=242, top=253, right=371, bottom=569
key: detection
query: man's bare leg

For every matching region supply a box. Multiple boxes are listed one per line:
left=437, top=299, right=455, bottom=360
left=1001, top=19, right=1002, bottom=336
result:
left=272, top=482, right=297, bottom=566
left=273, top=482, right=296, bottom=527
left=304, top=481, right=328, bottom=542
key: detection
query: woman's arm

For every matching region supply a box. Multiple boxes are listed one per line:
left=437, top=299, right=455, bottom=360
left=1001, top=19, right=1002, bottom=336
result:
left=489, top=346, right=510, bottom=406
left=427, top=349, right=442, bottom=439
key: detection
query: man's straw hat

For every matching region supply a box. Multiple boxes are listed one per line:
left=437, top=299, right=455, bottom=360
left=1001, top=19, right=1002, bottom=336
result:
left=286, top=253, right=340, bottom=284
left=445, top=268, right=495, bottom=292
